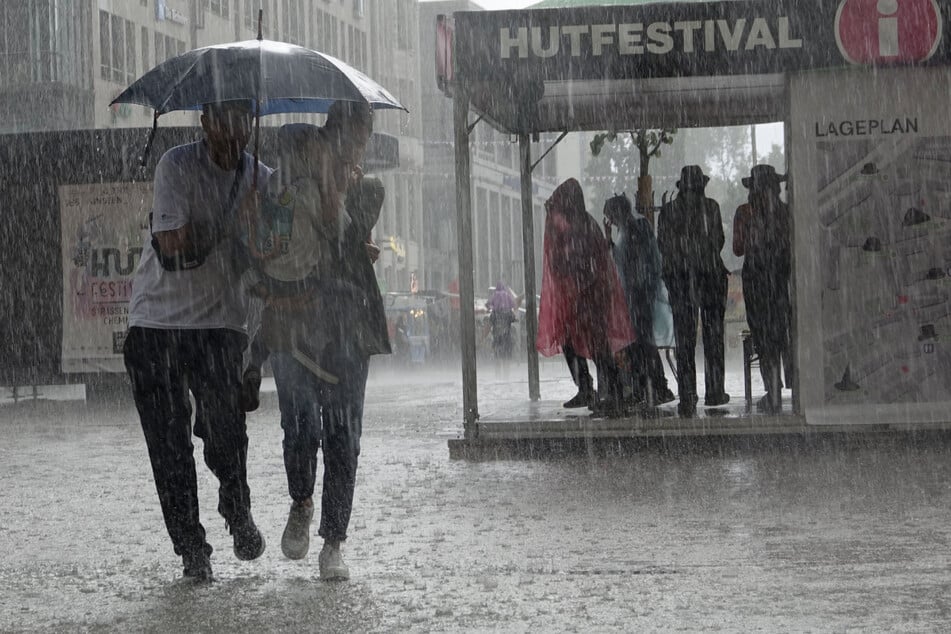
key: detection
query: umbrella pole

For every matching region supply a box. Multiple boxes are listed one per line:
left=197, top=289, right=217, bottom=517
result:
left=252, top=8, right=263, bottom=190
left=139, top=111, right=160, bottom=167
left=253, top=106, right=260, bottom=190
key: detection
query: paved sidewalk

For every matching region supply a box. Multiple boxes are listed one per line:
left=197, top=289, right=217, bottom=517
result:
left=2, top=368, right=951, bottom=632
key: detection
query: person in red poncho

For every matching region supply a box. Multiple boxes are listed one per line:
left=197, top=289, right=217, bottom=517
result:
left=536, top=179, right=636, bottom=414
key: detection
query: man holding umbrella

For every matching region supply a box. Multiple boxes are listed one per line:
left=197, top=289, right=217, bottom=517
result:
left=123, top=99, right=271, bottom=582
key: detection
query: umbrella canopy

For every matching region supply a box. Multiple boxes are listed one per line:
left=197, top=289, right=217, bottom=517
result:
left=110, top=38, right=405, bottom=115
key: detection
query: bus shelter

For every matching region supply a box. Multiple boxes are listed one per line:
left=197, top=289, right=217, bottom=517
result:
left=440, top=0, right=951, bottom=451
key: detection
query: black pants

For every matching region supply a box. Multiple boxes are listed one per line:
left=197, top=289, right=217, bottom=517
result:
left=625, top=343, right=670, bottom=401
left=123, top=327, right=251, bottom=560
left=564, top=343, right=621, bottom=401
left=271, top=342, right=369, bottom=542
left=666, top=271, right=728, bottom=403
left=743, top=271, right=791, bottom=402
left=625, top=290, right=671, bottom=401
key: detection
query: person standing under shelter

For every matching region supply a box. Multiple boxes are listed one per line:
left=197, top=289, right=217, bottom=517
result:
left=123, top=100, right=270, bottom=582
left=536, top=178, right=635, bottom=415
left=733, top=165, right=792, bottom=414
left=657, top=165, right=731, bottom=417
left=603, top=193, right=676, bottom=407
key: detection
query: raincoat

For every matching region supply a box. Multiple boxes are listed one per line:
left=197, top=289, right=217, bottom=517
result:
left=537, top=179, right=635, bottom=358
left=611, top=210, right=675, bottom=348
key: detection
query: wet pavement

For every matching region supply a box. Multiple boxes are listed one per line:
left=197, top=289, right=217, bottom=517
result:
left=2, top=362, right=951, bottom=632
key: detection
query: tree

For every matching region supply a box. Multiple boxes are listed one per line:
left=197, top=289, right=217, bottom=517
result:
left=586, top=128, right=676, bottom=224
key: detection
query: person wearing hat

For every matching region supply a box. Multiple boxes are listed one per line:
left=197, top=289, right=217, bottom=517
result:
left=657, top=165, right=731, bottom=417
left=733, top=164, right=792, bottom=414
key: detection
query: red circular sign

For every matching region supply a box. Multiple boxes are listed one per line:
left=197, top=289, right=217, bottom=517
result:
left=835, top=0, right=942, bottom=64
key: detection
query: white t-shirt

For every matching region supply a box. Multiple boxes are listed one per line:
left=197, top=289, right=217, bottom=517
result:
left=128, top=141, right=272, bottom=332
left=258, top=169, right=330, bottom=283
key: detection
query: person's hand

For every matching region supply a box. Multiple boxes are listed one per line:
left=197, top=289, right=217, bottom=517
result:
left=365, top=240, right=381, bottom=263
left=249, top=281, right=269, bottom=300
left=349, top=164, right=364, bottom=187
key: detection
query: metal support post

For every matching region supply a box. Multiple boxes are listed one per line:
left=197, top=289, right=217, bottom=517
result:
left=519, top=134, right=541, bottom=401
left=454, top=89, right=479, bottom=436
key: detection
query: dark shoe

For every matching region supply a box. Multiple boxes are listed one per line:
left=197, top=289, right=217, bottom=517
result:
left=591, top=398, right=625, bottom=418
left=623, top=394, right=645, bottom=408
left=756, top=394, right=781, bottom=414
left=704, top=392, right=731, bottom=407
left=655, top=387, right=676, bottom=405
left=240, top=367, right=262, bottom=412
left=231, top=515, right=266, bottom=561
left=182, top=551, right=214, bottom=583
left=677, top=402, right=696, bottom=418
left=563, top=391, right=594, bottom=409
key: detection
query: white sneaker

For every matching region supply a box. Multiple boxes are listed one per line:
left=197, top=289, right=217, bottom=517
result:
left=318, top=541, right=350, bottom=580
left=281, top=500, right=314, bottom=560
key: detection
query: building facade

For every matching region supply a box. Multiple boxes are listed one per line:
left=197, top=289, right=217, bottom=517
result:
left=0, top=0, right=558, bottom=299
left=0, top=0, right=427, bottom=290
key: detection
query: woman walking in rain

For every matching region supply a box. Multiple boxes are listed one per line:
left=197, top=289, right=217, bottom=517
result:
left=536, top=178, right=635, bottom=415
left=245, top=101, right=386, bottom=580
left=733, top=165, right=792, bottom=414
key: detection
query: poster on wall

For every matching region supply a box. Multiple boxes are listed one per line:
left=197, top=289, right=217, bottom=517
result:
left=815, top=131, right=951, bottom=410
left=60, top=182, right=152, bottom=373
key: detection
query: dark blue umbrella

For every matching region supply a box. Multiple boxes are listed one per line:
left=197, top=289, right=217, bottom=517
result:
left=110, top=38, right=405, bottom=116
left=111, top=19, right=405, bottom=172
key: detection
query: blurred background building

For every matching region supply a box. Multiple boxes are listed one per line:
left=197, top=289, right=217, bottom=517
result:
left=0, top=0, right=558, bottom=300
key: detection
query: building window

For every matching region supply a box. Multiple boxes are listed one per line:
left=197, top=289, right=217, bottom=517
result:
left=359, top=31, right=367, bottom=69
left=125, top=22, right=136, bottom=82
left=210, top=0, right=231, bottom=18
left=154, top=30, right=164, bottom=64
left=100, top=11, right=136, bottom=84
left=244, top=0, right=254, bottom=31
left=347, top=25, right=354, bottom=63
left=99, top=11, right=110, bottom=81
left=141, top=27, right=149, bottom=73
left=244, top=0, right=268, bottom=35
left=397, top=0, right=413, bottom=51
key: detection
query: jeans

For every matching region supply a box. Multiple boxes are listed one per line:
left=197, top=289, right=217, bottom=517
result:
left=271, top=345, right=368, bottom=542
left=123, top=326, right=251, bottom=560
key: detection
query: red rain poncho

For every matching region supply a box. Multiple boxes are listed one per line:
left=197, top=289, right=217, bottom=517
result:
left=536, top=179, right=636, bottom=359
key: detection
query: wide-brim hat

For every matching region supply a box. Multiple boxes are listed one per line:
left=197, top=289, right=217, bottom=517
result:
left=676, top=165, right=710, bottom=190
left=742, top=164, right=788, bottom=189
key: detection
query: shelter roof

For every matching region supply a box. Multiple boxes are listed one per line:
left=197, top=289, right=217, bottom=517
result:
left=446, top=0, right=951, bottom=134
